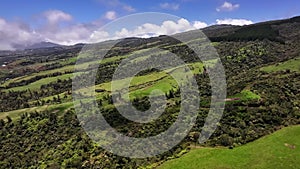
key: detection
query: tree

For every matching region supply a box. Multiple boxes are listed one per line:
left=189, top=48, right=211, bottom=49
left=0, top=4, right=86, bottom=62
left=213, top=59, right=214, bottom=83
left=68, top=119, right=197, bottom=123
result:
left=0, top=119, right=5, bottom=128
left=192, top=132, right=200, bottom=146
left=6, top=116, right=12, bottom=123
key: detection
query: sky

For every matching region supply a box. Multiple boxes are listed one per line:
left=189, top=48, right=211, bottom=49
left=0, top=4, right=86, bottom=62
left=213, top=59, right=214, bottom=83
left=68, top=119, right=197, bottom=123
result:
left=0, top=0, right=300, bottom=50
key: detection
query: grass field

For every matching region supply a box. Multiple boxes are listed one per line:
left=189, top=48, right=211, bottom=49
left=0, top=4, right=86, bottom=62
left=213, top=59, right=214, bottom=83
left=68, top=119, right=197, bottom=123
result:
left=95, top=62, right=203, bottom=99
left=2, top=55, right=126, bottom=88
left=261, top=57, right=300, bottom=73
left=7, top=73, right=73, bottom=91
left=0, top=102, right=73, bottom=120
left=130, top=76, right=178, bottom=98
left=230, top=90, right=261, bottom=101
left=2, top=64, right=74, bottom=86
left=159, top=125, right=300, bottom=169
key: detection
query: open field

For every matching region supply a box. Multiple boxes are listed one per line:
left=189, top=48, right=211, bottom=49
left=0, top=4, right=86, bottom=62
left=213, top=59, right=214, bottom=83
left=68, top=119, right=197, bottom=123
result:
left=0, top=102, right=73, bottom=120
left=1, top=55, right=126, bottom=87
left=159, top=125, right=300, bottom=169
left=7, top=73, right=73, bottom=91
left=261, top=57, right=300, bottom=73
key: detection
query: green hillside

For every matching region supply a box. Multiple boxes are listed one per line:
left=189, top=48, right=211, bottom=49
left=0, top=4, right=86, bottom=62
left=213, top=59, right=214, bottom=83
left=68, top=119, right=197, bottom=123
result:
left=0, top=16, right=300, bottom=168
left=159, top=125, right=300, bottom=169
left=261, top=57, right=300, bottom=73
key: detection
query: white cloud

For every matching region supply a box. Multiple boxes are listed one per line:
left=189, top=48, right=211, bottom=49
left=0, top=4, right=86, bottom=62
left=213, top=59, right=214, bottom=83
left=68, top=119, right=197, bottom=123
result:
left=105, top=11, right=117, bottom=20
left=42, top=24, right=94, bottom=45
left=98, top=0, right=135, bottom=12
left=216, top=18, right=253, bottom=26
left=160, top=3, right=180, bottom=10
left=89, top=30, right=110, bottom=43
left=37, top=10, right=98, bottom=45
left=123, top=5, right=136, bottom=12
left=0, top=9, right=210, bottom=50
left=43, top=10, right=72, bottom=24
left=193, top=21, right=208, bottom=29
left=112, top=18, right=207, bottom=39
left=0, top=10, right=96, bottom=50
left=0, top=18, right=41, bottom=50
left=216, top=1, right=240, bottom=12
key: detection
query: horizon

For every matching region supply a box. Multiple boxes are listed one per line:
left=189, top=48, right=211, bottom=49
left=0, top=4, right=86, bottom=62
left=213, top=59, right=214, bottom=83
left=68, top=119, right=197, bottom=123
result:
left=1, top=0, right=300, bottom=50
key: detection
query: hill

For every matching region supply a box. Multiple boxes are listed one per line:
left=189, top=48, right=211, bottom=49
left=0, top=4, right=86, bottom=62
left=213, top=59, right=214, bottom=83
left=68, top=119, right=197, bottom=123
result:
left=204, top=16, right=300, bottom=42
left=159, top=125, right=300, bottom=169
left=13, top=42, right=62, bottom=50
left=0, top=16, right=299, bottom=168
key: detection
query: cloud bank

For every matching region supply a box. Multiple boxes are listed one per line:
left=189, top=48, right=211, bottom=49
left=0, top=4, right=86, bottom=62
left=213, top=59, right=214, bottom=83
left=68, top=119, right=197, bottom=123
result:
left=0, top=10, right=210, bottom=50
left=0, top=9, right=254, bottom=50
left=112, top=19, right=207, bottom=39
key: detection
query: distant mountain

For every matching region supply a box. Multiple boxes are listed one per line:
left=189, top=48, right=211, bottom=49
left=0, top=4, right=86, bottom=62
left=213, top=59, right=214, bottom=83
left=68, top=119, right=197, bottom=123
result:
left=12, top=41, right=62, bottom=50
left=26, top=42, right=62, bottom=49
left=203, top=16, right=300, bottom=42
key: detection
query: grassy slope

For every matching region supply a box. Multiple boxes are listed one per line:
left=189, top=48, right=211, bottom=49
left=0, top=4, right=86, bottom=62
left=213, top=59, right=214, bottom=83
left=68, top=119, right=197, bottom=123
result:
left=0, top=102, right=73, bottom=120
left=6, top=61, right=202, bottom=92
left=95, top=62, right=203, bottom=99
left=2, top=55, right=126, bottom=87
left=0, top=44, right=206, bottom=120
left=0, top=58, right=204, bottom=119
left=2, top=48, right=173, bottom=92
left=7, top=73, right=73, bottom=91
left=230, top=90, right=261, bottom=100
left=159, top=125, right=300, bottom=169
left=261, top=57, right=300, bottom=73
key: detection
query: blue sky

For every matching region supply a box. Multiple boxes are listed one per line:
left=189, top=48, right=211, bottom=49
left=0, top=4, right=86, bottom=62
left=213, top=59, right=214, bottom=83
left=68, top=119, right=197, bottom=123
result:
left=1, top=0, right=299, bottom=23
left=0, top=0, right=300, bottom=50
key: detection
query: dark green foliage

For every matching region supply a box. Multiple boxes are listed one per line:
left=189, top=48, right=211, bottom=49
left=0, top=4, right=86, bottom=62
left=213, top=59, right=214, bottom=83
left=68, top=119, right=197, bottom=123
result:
left=0, top=110, right=187, bottom=168
left=209, top=24, right=282, bottom=42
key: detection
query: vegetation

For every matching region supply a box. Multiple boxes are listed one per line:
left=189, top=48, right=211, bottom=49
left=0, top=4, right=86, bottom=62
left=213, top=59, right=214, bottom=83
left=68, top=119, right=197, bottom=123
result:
left=261, top=57, right=300, bottom=73
left=7, top=73, right=73, bottom=91
left=0, top=16, right=299, bottom=168
left=230, top=90, right=261, bottom=101
left=159, top=125, right=300, bottom=169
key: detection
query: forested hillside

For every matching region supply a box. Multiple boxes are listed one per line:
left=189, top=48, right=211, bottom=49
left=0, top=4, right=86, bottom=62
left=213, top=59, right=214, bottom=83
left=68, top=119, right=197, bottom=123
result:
left=0, top=16, right=299, bottom=168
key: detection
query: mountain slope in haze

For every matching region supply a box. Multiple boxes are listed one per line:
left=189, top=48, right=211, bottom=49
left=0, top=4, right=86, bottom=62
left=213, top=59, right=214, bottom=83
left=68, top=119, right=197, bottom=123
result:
left=12, top=41, right=62, bottom=50
left=24, top=42, right=62, bottom=49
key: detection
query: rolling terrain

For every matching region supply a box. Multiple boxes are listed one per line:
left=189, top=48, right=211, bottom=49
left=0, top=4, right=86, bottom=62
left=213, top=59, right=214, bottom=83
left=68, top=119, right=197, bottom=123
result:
left=0, top=16, right=299, bottom=168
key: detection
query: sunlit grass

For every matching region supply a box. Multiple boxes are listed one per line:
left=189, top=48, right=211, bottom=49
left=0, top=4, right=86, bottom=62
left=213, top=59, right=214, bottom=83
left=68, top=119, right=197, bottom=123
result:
left=261, top=57, right=300, bottom=73
left=159, top=125, right=300, bottom=169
